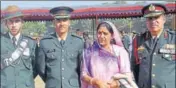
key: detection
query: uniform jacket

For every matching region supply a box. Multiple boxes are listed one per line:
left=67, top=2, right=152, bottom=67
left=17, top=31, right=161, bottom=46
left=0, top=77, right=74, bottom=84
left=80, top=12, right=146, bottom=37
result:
left=131, top=29, right=175, bottom=88
left=37, top=32, right=84, bottom=88
left=1, top=33, right=38, bottom=88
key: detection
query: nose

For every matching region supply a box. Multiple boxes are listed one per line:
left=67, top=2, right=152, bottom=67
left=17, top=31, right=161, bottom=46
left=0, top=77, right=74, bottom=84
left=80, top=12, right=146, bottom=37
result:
left=99, top=33, right=105, bottom=38
left=60, top=20, right=65, bottom=25
left=11, top=22, right=16, bottom=27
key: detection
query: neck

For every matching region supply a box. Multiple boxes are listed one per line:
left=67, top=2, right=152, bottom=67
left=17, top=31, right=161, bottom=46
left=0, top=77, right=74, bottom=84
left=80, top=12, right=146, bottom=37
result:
left=150, top=29, right=163, bottom=37
left=57, top=32, right=67, bottom=40
left=10, top=32, right=20, bottom=37
left=102, top=44, right=112, bottom=53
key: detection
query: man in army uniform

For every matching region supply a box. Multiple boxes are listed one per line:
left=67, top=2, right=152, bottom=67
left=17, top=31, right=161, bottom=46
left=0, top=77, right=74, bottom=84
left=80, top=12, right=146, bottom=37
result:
left=131, top=3, right=175, bottom=88
left=120, top=30, right=131, bottom=53
left=1, top=5, right=38, bottom=88
left=37, top=6, right=84, bottom=88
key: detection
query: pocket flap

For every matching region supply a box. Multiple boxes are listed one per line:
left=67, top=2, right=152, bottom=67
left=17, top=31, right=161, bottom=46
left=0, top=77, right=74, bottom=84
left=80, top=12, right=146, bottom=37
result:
left=46, top=53, right=57, bottom=60
left=22, top=55, right=32, bottom=69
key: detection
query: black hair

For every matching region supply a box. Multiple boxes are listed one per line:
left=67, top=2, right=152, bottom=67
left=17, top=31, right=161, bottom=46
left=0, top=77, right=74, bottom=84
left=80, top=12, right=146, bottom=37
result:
left=76, top=29, right=81, bottom=32
left=97, top=22, right=113, bottom=35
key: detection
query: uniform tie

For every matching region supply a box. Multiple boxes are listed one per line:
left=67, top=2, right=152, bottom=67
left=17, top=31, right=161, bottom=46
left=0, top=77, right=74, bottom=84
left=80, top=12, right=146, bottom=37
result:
left=60, top=40, right=65, bottom=47
left=12, top=37, right=17, bottom=47
left=151, top=37, right=157, bottom=47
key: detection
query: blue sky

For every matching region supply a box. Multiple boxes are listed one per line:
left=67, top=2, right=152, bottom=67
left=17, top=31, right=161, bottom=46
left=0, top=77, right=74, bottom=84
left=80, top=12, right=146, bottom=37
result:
left=1, top=1, right=115, bottom=9
left=1, top=1, right=166, bottom=9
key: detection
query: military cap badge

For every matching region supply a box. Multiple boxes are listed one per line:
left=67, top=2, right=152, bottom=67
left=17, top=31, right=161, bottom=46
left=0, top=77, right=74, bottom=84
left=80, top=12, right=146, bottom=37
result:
left=149, top=4, right=155, bottom=11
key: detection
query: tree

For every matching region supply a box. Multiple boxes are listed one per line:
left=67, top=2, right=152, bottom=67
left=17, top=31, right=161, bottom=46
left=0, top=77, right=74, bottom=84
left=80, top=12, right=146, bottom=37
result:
left=22, top=21, right=46, bottom=37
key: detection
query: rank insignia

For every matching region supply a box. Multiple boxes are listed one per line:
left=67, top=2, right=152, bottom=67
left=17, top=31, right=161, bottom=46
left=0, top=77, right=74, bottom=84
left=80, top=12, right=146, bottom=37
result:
left=160, top=44, right=175, bottom=54
left=138, top=46, right=145, bottom=51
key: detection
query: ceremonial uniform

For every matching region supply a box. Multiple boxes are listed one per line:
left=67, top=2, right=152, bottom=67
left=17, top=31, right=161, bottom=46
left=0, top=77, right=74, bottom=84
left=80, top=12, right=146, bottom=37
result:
left=131, top=3, right=175, bottom=88
left=36, top=6, right=84, bottom=88
left=1, top=5, right=38, bottom=88
left=1, top=33, right=38, bottom=88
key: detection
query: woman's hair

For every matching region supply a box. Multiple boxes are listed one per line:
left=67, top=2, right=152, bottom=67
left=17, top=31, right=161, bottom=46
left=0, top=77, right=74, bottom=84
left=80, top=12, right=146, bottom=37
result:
left=97, top=22, right=113, bottom=35
left=96, top=22, right=116, bottom=44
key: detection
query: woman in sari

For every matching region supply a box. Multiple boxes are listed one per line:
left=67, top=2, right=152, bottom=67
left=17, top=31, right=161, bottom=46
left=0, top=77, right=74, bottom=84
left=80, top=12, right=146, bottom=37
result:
left=81, top=21, right=138, bottom=88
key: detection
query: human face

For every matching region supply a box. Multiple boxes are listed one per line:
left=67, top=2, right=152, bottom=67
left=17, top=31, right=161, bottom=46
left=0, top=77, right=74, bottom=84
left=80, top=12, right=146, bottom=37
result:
left=54, top=18, right=70, bottom=35
left=146, top=15, right=166, bottom=34
left=97, top=26, right=112, bottom=48
left=6, top=17, right=23, bottom=36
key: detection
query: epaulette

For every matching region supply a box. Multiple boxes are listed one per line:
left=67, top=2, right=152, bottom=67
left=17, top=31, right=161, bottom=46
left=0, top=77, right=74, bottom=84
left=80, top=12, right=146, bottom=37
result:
left=40, top=33, right=54, bottom=40
left=23, top=35, right=35, bottom=40
left=71, top=33, right=83, bottom=40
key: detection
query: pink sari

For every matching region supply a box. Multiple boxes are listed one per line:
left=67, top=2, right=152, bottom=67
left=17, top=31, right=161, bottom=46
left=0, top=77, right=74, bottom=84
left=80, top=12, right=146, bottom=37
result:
left=81, top=21, right=131, bottom=88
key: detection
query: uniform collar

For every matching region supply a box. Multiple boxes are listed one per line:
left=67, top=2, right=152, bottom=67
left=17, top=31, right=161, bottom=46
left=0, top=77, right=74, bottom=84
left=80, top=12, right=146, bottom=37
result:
left=9, top=32, right=21, bottom=44
left=56, top=32, right=68, bottom=41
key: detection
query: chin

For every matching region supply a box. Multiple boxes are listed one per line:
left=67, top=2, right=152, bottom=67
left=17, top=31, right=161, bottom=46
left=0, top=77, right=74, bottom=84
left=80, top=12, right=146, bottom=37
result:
left=11, top=32, right=18, bottom=35
left=99, top=43, right=105, bottom=46
left=149, top=28, right=159, bottom=32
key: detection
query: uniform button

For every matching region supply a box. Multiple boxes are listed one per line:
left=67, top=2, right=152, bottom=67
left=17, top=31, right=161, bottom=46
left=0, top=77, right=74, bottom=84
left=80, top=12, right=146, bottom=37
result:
left=153, top=52, right=156, bottom=55
left=62, top=68, right=64, bottom=70
left=62, top=50, right=64, bottom=52
left=62, top=59, right=64, bottom=61
left=152, top=64, right=156, bottom=66
left=152, top=74, right=155, bottom=77
left=62, top=77, right=65, bottom=80
left=152, top=85, right=155, bottom=88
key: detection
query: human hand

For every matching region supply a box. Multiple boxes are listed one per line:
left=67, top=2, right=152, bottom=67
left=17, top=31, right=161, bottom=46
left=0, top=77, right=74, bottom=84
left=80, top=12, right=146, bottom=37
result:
left=92, top=78, right=110, bottom=88
left=107, top=79, right=120, bottom=88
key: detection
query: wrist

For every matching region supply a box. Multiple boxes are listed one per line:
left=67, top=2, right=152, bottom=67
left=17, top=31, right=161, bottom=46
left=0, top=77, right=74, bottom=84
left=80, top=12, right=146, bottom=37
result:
left=90, top=78, right=98, bottom=85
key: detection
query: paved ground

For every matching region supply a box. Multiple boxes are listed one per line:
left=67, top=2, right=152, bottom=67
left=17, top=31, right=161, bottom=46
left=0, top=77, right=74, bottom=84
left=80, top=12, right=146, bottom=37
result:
left=35, top=75, right=45, bottom=88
